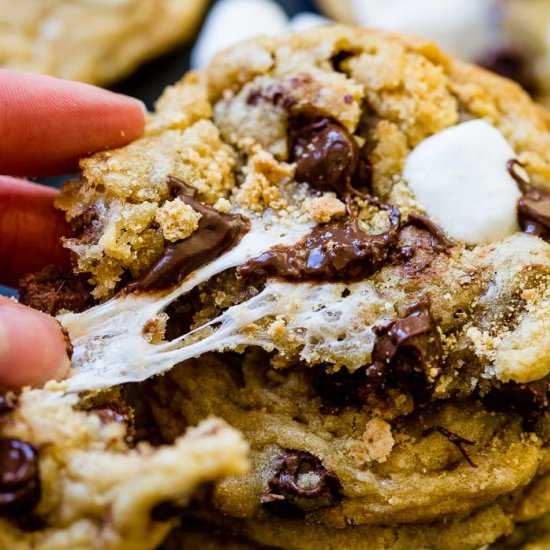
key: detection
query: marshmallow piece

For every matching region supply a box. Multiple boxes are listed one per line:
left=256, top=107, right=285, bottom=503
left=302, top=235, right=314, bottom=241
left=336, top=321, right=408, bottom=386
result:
left=404, top=120, right=523, bottom=245
left=191, top=0, right=288, bottom=68
left=288, top=12, right=331, bottom=33
left=351, top=0, right=495, bottom=61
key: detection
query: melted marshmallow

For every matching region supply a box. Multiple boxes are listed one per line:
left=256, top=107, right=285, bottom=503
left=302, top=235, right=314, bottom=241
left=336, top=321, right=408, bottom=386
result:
left=404, top=120, right=523, bottom=245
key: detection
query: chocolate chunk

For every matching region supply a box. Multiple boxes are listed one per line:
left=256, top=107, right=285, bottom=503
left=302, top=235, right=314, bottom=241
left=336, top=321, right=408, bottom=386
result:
left=238, top=207, right=400, bottom=282
left=478, top=48, right=536, bottom=94
left=19, top=266, right=94, bottom=316
left=127, top=178, right=250, bottom=292
left=263, top=450, right=341, bottom=517
left=507, top=159, right=550, bottom=242
left=316, top=302, right=444, bottom=407
left=394, top=213, right=454, bottom=273
left=289, top=117, right=359, bottom=196
left=0, top=438, right=40, bottom=516
left=370, top=301, right=443, bottom=399
left=518, top=194, right=550, bottom=241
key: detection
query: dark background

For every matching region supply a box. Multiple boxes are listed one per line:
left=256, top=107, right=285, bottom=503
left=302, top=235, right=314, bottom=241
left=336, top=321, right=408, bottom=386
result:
left=0, top=0, right=320, bottom=297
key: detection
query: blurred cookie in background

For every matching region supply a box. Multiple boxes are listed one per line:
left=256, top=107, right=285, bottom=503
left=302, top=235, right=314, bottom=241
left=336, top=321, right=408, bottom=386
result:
left=0, top=0, right=208, bottom=86
left=315, top=0, right=550, bottom=104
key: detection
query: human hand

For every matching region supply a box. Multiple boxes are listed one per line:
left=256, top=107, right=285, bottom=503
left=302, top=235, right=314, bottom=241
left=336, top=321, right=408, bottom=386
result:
left=0, top=69, right=145, bottom=389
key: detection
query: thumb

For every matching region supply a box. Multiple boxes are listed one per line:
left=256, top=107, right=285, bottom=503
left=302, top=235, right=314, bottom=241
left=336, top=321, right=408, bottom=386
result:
left=0, top=298, right=70, bottom=389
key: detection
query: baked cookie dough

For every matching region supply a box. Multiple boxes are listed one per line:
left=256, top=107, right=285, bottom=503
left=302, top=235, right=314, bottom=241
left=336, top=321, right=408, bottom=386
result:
left=0, top=0, right=208, bottom=85
left=316, top=0, right=550, bottom=103
left=13, top=24, right=550, bottom=549
left=0, top=389, right=247, bottom=550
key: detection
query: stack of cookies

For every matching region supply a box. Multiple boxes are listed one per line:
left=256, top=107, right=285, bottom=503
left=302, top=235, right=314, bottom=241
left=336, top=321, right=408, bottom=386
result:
left=3, top=5, right=550, bottom=550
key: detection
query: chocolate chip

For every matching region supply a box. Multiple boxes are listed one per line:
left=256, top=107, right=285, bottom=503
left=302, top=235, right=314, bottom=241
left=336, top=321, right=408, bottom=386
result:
left=518, top=194, right=550, bottom=242
left=507, top=159, right=550, bottom=243
left=289, top=117, right=359, bottom=197
left=238, top=207, right=400, bottom=283
left=263, top=450, right=341, bottom=517
left=126, top=177, right=250, bottom=292
left=0, top=438, right=40, bottom=516
left=394, top=213, right=454, bottom=274
left=370, top=301, right=442, bottom=400
left=314, top=301, right=443, bottom=412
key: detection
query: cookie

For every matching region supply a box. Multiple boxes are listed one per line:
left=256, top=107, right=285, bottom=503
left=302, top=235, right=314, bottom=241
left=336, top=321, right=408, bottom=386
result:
left=0, top=388, right=248, bottom=550
left=316, top=0, right=550, bottom=103
left=16, top=24, right=550, bottom=549
left=0, top=0, right=207, bottom=85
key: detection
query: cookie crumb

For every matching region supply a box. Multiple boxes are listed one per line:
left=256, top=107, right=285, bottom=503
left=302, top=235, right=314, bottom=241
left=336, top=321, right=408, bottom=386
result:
left=302, top=195, right=346, bottom=223
left=363, top=417, right=394, bottom=463
left=155, top=198, right=202, bottom=242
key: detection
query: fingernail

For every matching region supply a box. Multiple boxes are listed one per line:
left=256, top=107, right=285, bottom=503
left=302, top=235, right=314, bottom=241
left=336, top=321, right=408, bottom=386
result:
left=0, top=304, right=70, bottom=389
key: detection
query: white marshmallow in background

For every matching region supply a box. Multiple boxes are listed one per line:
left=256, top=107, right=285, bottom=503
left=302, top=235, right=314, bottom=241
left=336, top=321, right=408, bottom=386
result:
left=287, top=12, right=330, bottom=33
left=351, top=0, right=496, bottom=61
left=191, top=0, right=330, bottom=68
left=404, top=120, right=523, bottom=245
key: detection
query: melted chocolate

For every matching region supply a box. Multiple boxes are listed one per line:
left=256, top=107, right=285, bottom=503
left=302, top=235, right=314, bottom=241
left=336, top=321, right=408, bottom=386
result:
left=0, top=438, right=40, bottom=516
left=289, top=117, right=360, bottom=196
left=238, top=207, right=400, bottom=282
left=395, top=214, right=454, bottom=274
left=127, top=178, right=250, bottom=292
left=263, top=450, right=341, bottom=517
left=508, top=159, right=550, bottom=242
left=312, top=302, right=443, bottom=412
left=370, top=301, right=442, bottom=397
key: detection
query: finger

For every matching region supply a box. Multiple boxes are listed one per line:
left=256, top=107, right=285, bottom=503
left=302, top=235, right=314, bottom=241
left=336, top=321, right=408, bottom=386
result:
left=0, top=69, right=145, bottom=176
left=0, top=176, right=70, bottom=287
left=0, top=298, right=70, bottom=389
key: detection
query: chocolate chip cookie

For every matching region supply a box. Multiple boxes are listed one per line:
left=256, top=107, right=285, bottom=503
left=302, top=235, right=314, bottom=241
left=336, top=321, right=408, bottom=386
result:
left=0, top=0, right=207, bottom=85
left=13, top=24, right=550, bottom=549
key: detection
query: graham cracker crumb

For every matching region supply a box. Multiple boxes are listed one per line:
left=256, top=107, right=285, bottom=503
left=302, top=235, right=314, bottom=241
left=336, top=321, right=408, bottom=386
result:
left=155, top=198, right=202, bottom=242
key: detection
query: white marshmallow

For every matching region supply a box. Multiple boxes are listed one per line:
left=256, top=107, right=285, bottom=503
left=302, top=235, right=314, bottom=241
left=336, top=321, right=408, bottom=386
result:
left=404, top=120, right=523, bottom=245
left=191, top=0, right=289, bottom=68
left=351, top=0, right=495, bottom=61
left=287, top=12, right=331, bottom=33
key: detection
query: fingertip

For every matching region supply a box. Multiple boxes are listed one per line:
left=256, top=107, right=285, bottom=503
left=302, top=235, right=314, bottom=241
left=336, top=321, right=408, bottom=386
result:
left=0, top=303, right=70, bottom=389
left=0, top=70, right=147, bottom=175
left=102, top=92, right=147, bottom=144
